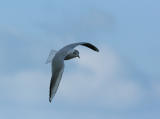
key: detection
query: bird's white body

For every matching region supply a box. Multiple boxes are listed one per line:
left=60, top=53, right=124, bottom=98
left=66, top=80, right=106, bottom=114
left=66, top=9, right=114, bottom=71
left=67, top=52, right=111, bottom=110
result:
left=46, top=42, right=99, bottom=102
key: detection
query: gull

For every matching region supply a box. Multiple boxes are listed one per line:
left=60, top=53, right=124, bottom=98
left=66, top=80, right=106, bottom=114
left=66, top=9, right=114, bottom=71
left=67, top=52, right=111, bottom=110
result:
left=46, top=42, right=99, bottom=102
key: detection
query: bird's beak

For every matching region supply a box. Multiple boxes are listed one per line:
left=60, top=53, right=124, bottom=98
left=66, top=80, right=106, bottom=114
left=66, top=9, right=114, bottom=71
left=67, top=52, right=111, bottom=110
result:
left=77, top=55, right=80, bottom=58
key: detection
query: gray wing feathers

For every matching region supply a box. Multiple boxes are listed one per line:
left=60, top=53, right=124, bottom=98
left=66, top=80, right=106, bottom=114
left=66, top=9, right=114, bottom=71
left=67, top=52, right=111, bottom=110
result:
left=49, top=67, right=64, bottom=102
left=60, top=42, right=99, bottom=57
left=45, top=49, right=57, bottom=64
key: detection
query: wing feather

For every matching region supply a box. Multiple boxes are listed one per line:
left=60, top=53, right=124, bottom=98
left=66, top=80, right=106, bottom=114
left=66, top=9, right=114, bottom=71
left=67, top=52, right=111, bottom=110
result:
left=59, top=42, right=99, bottom=58
left=45, top=49, right=57, bottom=64
left=49, top=57, right=64, bottom=103
left=80, top=43, right=99, bottom=52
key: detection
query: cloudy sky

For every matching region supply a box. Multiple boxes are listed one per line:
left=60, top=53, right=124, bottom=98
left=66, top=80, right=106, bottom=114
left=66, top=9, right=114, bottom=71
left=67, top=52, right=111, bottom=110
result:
left=0, top=0, right=160, bottom=119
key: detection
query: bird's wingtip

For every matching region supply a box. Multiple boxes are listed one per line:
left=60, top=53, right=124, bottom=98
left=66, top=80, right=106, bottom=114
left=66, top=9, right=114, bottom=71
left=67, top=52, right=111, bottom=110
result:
left=94, top=47, right=99, bottom=52
left=49, top=97, right=52, bottom=103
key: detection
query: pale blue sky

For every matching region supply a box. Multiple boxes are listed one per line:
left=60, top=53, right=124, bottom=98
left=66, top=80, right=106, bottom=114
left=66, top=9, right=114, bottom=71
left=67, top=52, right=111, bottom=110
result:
left=0, top=0, right=160, bottom=119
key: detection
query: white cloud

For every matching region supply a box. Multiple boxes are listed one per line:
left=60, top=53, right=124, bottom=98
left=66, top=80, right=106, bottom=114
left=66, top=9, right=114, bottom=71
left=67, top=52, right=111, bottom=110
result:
left=56, top=46, right=144, bottom=109
left=0, top=71, right=50, bottom=104
left=151, top=80, right=160, bottom=99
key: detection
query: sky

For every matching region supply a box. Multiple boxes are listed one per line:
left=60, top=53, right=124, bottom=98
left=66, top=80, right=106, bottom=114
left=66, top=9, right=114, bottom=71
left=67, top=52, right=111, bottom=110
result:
left=0, top=0, right=160, bottom=119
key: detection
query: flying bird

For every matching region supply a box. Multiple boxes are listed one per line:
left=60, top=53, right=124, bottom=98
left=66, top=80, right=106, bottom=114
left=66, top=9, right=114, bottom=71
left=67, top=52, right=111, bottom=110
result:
left=46, top=42, right=99, bottom=102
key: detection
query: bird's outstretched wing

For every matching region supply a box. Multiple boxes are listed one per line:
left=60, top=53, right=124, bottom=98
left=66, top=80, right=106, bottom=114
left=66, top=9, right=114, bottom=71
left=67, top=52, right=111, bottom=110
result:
left=45, top=49, right=57, bottom=64
left=49, top=58, right=64, bottom=103
left=80, top=42, right=99, bottom=52
left=59, top=42, right=99, bottom=58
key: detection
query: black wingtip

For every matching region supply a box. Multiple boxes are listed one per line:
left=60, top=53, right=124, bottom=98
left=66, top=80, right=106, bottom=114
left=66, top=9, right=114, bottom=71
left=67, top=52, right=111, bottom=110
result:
left=81, top=43, right=100, bottom=52
left=96, top=48, right=100, bottom=52
left=49, top=97, right=52, bottom=103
